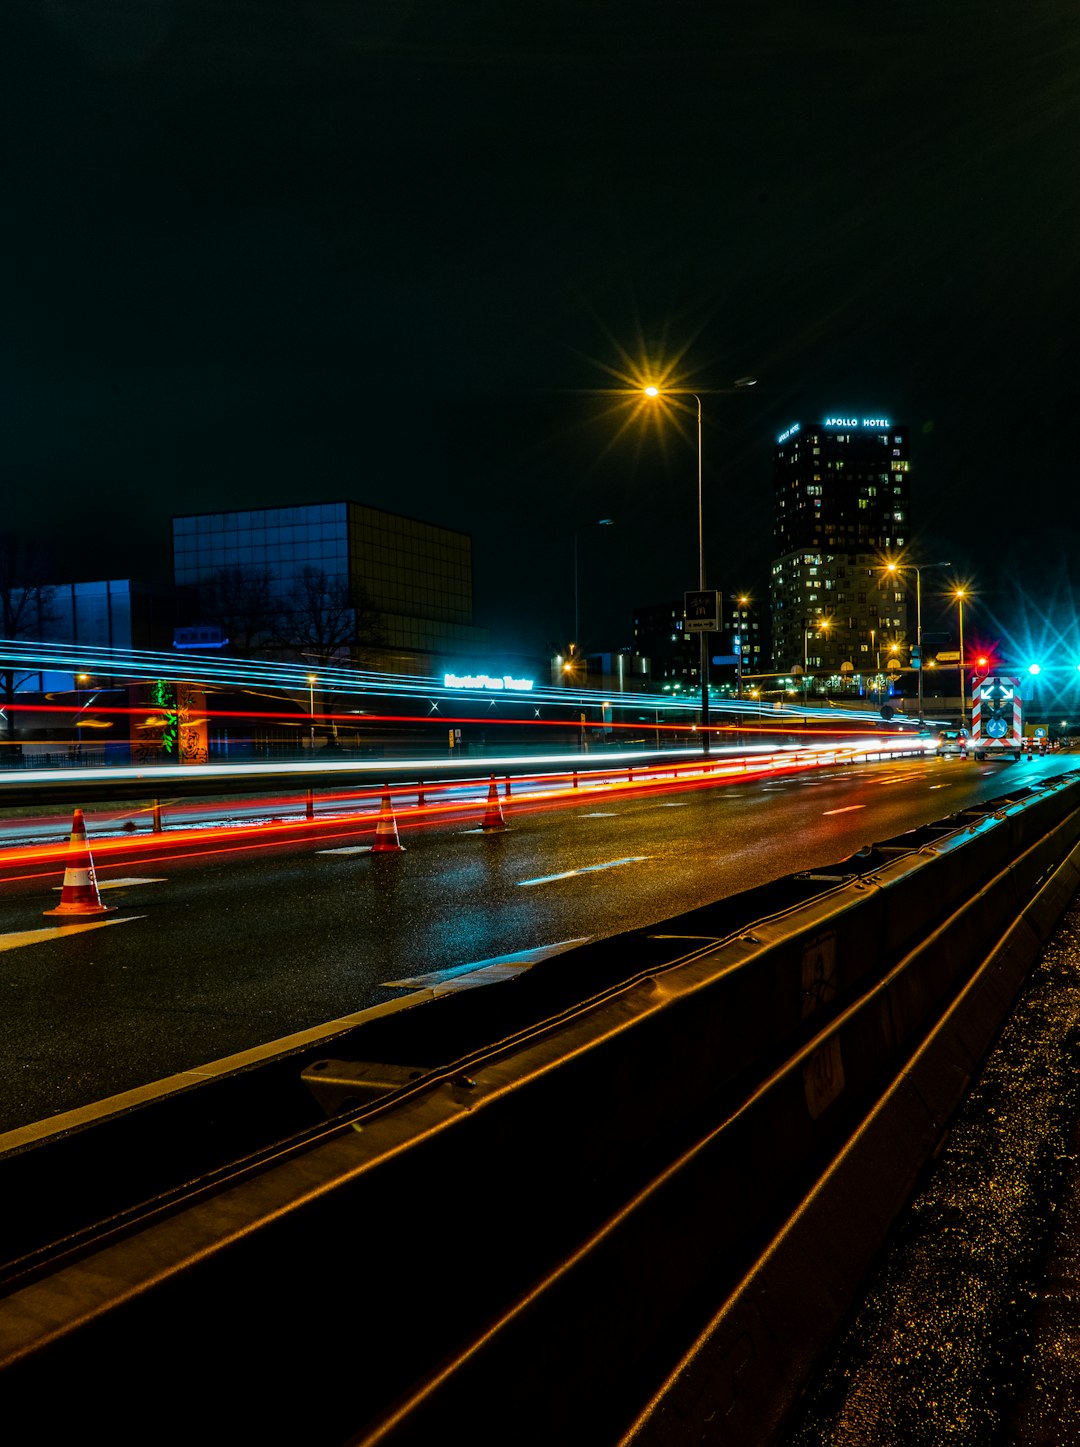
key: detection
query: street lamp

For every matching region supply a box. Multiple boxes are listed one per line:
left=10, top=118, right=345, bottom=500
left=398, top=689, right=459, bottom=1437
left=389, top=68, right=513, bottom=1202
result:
left=732, top=594, right=750, bottom=699
left=307, top=673, right=317, bottom=750
left=642, top=378, right=756, bottom=754
left=953, top=588, right=968, bottom=727
left=802, top=618, right=831, bottom=703
left=883, top=559, right=951, bottom=721
left=573, top=518, right=614, bottom=647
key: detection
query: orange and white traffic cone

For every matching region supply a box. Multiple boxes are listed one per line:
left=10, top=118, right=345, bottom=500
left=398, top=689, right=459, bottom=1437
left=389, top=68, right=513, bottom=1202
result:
left=44, top=808, right=116, bottom=918
left=371, top=788, right=405, bottom=852
left=481, top=774, right=508, bottom=832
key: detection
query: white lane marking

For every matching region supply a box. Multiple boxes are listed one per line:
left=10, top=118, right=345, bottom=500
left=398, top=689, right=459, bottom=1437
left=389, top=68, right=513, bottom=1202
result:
left=0, top=917, right=145, bottom=954
left=317, top=846, right=374, bottom=855
left=658, top=802, right=689, bottom=808
left=51, top=877, right=167, bottom=891
left=578, top=812, right=618, bottom=817
left=822, top=805, right=866, bottom=815
left=383, top=937, right=590, bottom=992
left=929, top=784, right=950, bottom=790
left=518, top=855, right=649, bottom=888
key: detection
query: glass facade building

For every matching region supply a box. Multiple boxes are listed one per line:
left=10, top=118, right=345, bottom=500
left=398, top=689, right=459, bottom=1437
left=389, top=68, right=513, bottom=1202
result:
left=770, top=418, right=910, bottom=676
left=172, top=500, right=488, bottom=674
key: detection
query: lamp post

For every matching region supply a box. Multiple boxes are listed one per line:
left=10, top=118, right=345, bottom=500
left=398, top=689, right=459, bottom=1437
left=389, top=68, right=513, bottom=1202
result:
left=733, top=594, right=749, bottom=699
left=573, top=518, right=615, bottom=647
left=74, top=672, right=90, bottom=758
left=307, top=673, right=317, bottom=750
left=642, top=378, right=756, bottom=754
left=884, top=559, right=951, bottom=721
left=954, top=588, right=967, bottom=727
left=802, top=619, right=830, bottom=703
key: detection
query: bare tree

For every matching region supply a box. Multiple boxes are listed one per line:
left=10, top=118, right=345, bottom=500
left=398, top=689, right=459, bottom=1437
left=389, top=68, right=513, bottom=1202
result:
left=279, top=566, right=384, bottom=667
left=195, top=566, right=279, bottom=656
left=0, top=531, right=57, bottom=747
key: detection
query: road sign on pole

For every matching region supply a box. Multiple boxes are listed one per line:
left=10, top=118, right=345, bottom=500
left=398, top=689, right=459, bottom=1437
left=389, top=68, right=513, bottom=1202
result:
left=684, top=589, right=718, bottom=633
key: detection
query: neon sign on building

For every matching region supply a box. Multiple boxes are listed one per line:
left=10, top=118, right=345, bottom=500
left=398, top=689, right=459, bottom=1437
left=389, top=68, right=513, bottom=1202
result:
left=444, top=673, right=534, bottom=692
left=822, top=416, right=891, bottom=429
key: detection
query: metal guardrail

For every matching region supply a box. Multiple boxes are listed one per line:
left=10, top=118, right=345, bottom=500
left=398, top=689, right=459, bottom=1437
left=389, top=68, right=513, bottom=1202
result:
left=1, top=771, right=1076, bottom=1445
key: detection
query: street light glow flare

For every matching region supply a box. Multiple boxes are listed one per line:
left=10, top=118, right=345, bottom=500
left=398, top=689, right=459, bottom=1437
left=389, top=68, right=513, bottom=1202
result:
left=644, top=385, right=659, bottom=397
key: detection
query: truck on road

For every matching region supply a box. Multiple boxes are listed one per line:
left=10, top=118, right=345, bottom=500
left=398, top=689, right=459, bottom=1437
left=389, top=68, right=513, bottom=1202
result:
left=968, top=674, right=1024, bottom=761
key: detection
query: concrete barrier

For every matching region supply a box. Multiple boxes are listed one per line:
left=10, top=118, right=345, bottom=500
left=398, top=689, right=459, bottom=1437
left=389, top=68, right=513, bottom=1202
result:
left=1, top=772, right=1079, bottom=1447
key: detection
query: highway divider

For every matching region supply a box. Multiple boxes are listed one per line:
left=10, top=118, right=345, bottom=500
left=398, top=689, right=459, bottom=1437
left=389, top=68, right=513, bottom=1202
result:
left=0, top=770, right=1076, bottom=1445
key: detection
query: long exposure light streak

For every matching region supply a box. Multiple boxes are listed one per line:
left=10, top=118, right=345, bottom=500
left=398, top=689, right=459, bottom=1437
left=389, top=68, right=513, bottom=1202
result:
left=0, top=735, right=928, bottom=796
left=0, top=741, right=929, bottom=878
left=0, top=638, right=924, bottom=726
left=0, top=700, right=923, bottom=739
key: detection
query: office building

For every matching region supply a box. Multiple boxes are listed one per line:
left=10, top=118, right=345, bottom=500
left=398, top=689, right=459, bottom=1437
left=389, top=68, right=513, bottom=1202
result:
left=10, top=579, right=178, bottom=692
left=770, top=416, right=910, bottom=677
left=172, top=500, right=488, bottom=675
left=632, top=596, right=765, bottom=693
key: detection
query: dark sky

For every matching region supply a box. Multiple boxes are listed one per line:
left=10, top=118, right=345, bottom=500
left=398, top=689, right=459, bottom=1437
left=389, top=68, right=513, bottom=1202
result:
left=4, top=1, right=1080, bottom=663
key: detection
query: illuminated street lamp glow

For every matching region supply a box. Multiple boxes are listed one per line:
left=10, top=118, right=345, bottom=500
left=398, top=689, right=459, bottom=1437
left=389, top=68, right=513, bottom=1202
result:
left=1029, top=663, right=1042, bottom=676
left=734, top=593, right=750, bottom=700
left=641, top=377, right=756, bottom=756
left=953, top=587, right=968, bottom=727
left=882, top=557, right=951, bottom=720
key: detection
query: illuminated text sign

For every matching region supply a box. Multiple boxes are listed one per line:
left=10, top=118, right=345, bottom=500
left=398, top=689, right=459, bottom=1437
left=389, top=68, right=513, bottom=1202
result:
left=444, top=673, right=534, bottom=692
left=777, top=423, right=801, bottom=444
left=822, top=416, right=891, bottom=429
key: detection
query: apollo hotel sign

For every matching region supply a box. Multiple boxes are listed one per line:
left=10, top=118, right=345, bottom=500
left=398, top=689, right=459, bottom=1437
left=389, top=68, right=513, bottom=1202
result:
left=777, top=417, right=891, bottom=443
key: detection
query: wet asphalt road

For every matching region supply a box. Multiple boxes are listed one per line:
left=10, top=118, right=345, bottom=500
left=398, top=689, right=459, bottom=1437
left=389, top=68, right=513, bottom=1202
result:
left=0, top=753, right=1071, bottom=1134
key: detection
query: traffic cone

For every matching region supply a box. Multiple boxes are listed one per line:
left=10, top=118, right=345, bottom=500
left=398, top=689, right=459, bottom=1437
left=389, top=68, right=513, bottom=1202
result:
left=44, top=808, right=116, bottom=918
left=481, top=774, right=508, bottom=832
left=372, top=788, right=405, bottom=852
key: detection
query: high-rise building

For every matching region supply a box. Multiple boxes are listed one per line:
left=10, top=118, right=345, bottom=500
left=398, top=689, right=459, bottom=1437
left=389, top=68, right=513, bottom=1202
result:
left=770, top=416, right=910, bottom=678
left=172, top=500, right=488, bottom=675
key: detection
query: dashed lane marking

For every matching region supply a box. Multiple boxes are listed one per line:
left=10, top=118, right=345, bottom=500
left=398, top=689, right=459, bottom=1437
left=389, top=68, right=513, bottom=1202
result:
left=51, top=877, right=167, bottom=891
left=317, top=846, right=374, bottom=855
left=822, top=805, right=866, bottom=815
left=0, top=917, right=146, bottom=954
left=578, top=812, right=619, bottom=817
left=382, top=937, right=591, bottom=993
left=517, top=856, right=648, bottom=887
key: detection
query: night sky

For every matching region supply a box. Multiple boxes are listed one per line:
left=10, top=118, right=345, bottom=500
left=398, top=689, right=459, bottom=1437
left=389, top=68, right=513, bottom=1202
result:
left=4, top=2, right=1080, bottom=665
